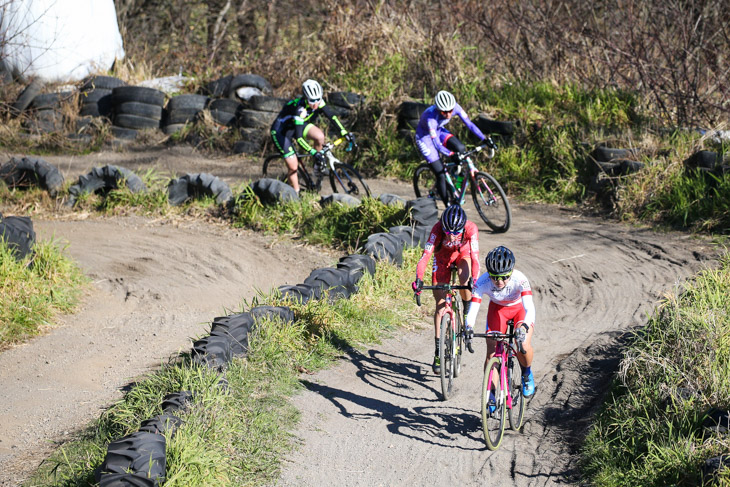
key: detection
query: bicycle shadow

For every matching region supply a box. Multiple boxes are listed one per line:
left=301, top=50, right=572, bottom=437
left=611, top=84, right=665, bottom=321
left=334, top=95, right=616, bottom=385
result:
left=299, top=347, right=488, bottom=450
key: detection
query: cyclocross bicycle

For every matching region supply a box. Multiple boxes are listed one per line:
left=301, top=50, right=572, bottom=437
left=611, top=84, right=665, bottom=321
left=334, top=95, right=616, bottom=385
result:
left=414, top=265, right=471, bottom=401
left=263, top=135, right=371, bottom=197
left=412, top=139, right=511, bottom=233
left=476, top=319, right=527, bottom=450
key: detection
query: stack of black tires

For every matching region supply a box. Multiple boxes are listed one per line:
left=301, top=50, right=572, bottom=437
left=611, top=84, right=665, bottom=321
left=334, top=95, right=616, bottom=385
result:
left=111, top=86, right=167, bottom=139
left=161, top=94, right=209, bottom=134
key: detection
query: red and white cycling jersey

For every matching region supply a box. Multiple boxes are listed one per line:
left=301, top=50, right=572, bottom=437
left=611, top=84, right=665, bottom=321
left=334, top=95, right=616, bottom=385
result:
left=466, top=269, right=535, bottom=330
left=415, top=220, right=480, bottom=283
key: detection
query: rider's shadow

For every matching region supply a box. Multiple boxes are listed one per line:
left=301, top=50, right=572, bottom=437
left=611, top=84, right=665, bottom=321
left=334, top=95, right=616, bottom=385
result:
left=299, top=348, right=486, bottom=449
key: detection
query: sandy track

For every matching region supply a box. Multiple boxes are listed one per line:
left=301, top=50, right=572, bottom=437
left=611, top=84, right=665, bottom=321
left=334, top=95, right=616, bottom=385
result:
left=0, top=147, right=720, bottom=486
left=274, top=205, right=718, bottom=487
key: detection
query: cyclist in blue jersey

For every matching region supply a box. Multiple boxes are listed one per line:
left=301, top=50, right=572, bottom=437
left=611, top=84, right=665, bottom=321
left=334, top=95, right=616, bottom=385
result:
left=270, top=79, right=352, bottom=193
left=415, top=90, right=489, bottom=206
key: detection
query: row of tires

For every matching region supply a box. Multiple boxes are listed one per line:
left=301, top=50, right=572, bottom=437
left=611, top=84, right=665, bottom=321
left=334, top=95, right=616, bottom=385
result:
left=94, top=194, right=435, bottom=484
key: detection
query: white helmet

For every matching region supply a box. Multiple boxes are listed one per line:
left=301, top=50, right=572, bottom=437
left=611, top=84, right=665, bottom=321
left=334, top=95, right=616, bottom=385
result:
left=302, top=79, right=323, bottom=103
left=435, top=90, right=456, bottom=112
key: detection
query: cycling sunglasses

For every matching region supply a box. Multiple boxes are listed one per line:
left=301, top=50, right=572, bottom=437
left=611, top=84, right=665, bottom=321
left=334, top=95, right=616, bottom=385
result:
left=489, top=272, right=512, bottom=282
left=444, top=230, right=463, bottom=236
left=440, top=109, right=453, bottom=116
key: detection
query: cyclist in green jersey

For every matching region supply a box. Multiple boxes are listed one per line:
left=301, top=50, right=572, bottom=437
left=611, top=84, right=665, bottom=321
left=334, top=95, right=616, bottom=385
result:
left=270, top=79, right=352, bottom=193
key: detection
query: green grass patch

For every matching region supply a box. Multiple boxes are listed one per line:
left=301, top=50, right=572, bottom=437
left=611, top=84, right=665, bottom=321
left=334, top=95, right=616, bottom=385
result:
left=28, top=249, right=428, bottom=486
left=0, top=238, right=87, bottom=349
left=231, top=191, right=410, bottom=251
left=582, top=253, right=730, bottom=486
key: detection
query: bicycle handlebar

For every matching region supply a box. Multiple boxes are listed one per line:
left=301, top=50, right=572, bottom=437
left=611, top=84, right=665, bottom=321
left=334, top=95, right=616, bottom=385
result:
left=472, top=331, right=526, bottom=354
left=414, top=284, right=470, bottom=307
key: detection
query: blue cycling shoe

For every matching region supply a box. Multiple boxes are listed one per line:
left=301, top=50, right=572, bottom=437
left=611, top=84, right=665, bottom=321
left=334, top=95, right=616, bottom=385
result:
left=487, top=391, right=497, bottom=414
left=522, top=370, right=535, bottom=397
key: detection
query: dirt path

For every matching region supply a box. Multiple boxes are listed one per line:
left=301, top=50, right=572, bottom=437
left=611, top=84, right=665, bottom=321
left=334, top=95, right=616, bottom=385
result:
left=274, top=205, right=718, bottom=487
left=0, top=146, right=720, bottom=486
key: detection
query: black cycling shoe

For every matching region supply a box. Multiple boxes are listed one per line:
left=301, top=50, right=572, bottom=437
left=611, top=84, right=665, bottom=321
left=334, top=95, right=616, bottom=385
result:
left=432, top=355, right=441, bottom=375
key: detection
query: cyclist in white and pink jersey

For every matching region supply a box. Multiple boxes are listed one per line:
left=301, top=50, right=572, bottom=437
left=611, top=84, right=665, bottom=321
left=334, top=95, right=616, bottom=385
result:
left=465, top=246, right=536, bottom=396
left=412, top=205, right=480, bottom=374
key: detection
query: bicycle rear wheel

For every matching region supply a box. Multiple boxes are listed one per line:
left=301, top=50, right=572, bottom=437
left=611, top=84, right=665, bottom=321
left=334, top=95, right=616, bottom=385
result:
left=482, top=356, right=506, bottom=450
left=330, top=162, right=371, bottom=197
left=439, top=313, right=456, bottom=400
left=263, top=154, right=315, bottom=192
left=471, top=171, right=511, bottom=233
left=508, top=356, right=526, bottom=431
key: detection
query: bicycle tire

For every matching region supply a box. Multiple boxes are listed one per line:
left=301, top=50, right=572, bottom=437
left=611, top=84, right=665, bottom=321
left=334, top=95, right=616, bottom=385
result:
left=452, top=296, right=464, bottom=378
left=439, top=313, right=456, bottom=401
left=508, top=355, right=526, bottom=431
left=413, top=163, right=438, bottom=200
left=471, top=171, right=511, bottom=233
left=329, top=162, right=371, bottom=197
left=262, top=154, right=315, bottom=192
left=482, top=356, right=506, bottom=450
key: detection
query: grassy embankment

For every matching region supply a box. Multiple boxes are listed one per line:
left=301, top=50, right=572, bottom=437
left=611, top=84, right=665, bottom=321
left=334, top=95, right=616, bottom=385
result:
left=582, top=255, right=730, bottom=486
left=28, top=248, right=428, bottom=486
left=0, top=238, right=87, bottom=349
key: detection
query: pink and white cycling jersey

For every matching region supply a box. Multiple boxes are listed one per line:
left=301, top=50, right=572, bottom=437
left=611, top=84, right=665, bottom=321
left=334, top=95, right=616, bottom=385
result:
left=466, top=269, right=535, bottom=329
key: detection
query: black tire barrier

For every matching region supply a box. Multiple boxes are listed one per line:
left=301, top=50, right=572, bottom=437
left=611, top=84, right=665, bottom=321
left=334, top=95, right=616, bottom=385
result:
left=398, top=101, right=429, bottom=120
left=684, top=150, right=729, bottom=176
left=139, top=414, right=183, bottom=436
left=96, top=431, right=166, bottom=486
left=227, top=73, right=273, bottom=98
left=202, top=75, right=233, bottom=98
left=113, top=113, right=161, bottom=130
left=326, top=91, right=366, bottom=109
left=166, top=94, right=209, bottom=112
left=338, top=253, right=376, bottom=276
left=237, top=108, right=277, bottom=129
left=67, top=165, right=146, bottom=205
left=320, top=193, right=360, bottom=208
left=245, top=95, right=287, bottom=112
left=362, top=232, right=404, bottom=267
left=233, top=138, right=263, bottom=155
left=277, top=283, right=324, bottom=305
left=112, top=86, right=166, bottom=107
left=378, top=193, right=406, bottom=207
left=211, top=318, right=251, bottom=356
left=594, top=159, right=645, bottom=177
left=702, top=454, right=730, bottom=481
left=192, top=335, right=233, bottom=372
left=79, top=89, right=114, bottom=118
left=0, top=156, right=64, bottom=197
left=388, top=225, right=429, bottom=248
left=11, top=78, right=44, bottom=115
left=167, top=172, right=233, bottom=206
left=591, top=146, right=639, bottom=162
left=474, top=115, right=515, bottom=137
left=701, top=408, right=730, bottom=435
left=251, top=178, right=299, bottom=205
left=164, top=107, right=202, bottom=125
left=111, top=126, right=139, bottom=140
left=406, top=197, right=439, bottom=228
left=81, top=75, right=127, bottom=92
left=0, top=215, right=35, bottom=260
left=250, top=305, right=295, bottom=324
left=31, top=92, right=75, bottom=110
left=161, top=391, right=194, bottom=414
left=207, top=98, right=243, bottom=126
left=115, top=102, right=163, bottom=120
left=304, top=267, right=352, bottom=299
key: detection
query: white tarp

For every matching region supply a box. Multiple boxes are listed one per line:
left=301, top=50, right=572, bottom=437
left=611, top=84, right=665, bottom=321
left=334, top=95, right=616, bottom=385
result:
left=0, top=0, right=125, bottom=82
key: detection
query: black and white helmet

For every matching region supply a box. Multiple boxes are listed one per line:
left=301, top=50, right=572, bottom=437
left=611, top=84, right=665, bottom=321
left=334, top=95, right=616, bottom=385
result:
left=435, top=90, right=456, bottom=112
left=440, top=204, right=466, bottom=234
left=302, top=79, right=323, bottom=103
left=485, top=246, right=515, bottom=275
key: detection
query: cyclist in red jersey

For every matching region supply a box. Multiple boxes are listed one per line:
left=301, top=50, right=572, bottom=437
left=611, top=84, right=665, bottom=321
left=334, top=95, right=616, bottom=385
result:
left=412, top=205, right=480, bottom=374
left=465, top=246, right=536, bottom=396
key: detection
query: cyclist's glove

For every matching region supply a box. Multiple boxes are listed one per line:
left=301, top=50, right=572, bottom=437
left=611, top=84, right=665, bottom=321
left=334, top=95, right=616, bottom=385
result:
left=485, top=136, right=497, bottom=150
left=345, top=132, right=355, bottom=143
left=515, top=322, right=529, bottom=343
left=313, top=151, right=326, bottom=165
left=450, top=152, right=463, bottom=164
left=412, top=278, right=423, bottom=294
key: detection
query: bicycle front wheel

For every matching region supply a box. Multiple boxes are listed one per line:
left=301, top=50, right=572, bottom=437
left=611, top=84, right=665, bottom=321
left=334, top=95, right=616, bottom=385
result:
left=482, top=356, right=506, bottom=450
left=439, top=313, right=456, bottom=401
left=413, top=163, right=438, bottom=200
left=329, top=162, right=371, bottom=197
left=263, top=154, right=314, bottom=192
left=471, top=171, right=511, bottom=233
left=452, top=296, right=464, bottom=378
left=508, top=356, right=526, bottom=431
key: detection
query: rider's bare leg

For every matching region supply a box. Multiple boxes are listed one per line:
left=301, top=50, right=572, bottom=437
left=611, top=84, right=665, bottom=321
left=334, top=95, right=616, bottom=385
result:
left=304, top=124, right=325, bottom=151
left=516, top=325, right=534, bottom=369
left=457, top=258, right=472, bottom=303
left=433, top=288, right=447, bottom=338
left=285, top=155, right=300, bottom=192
